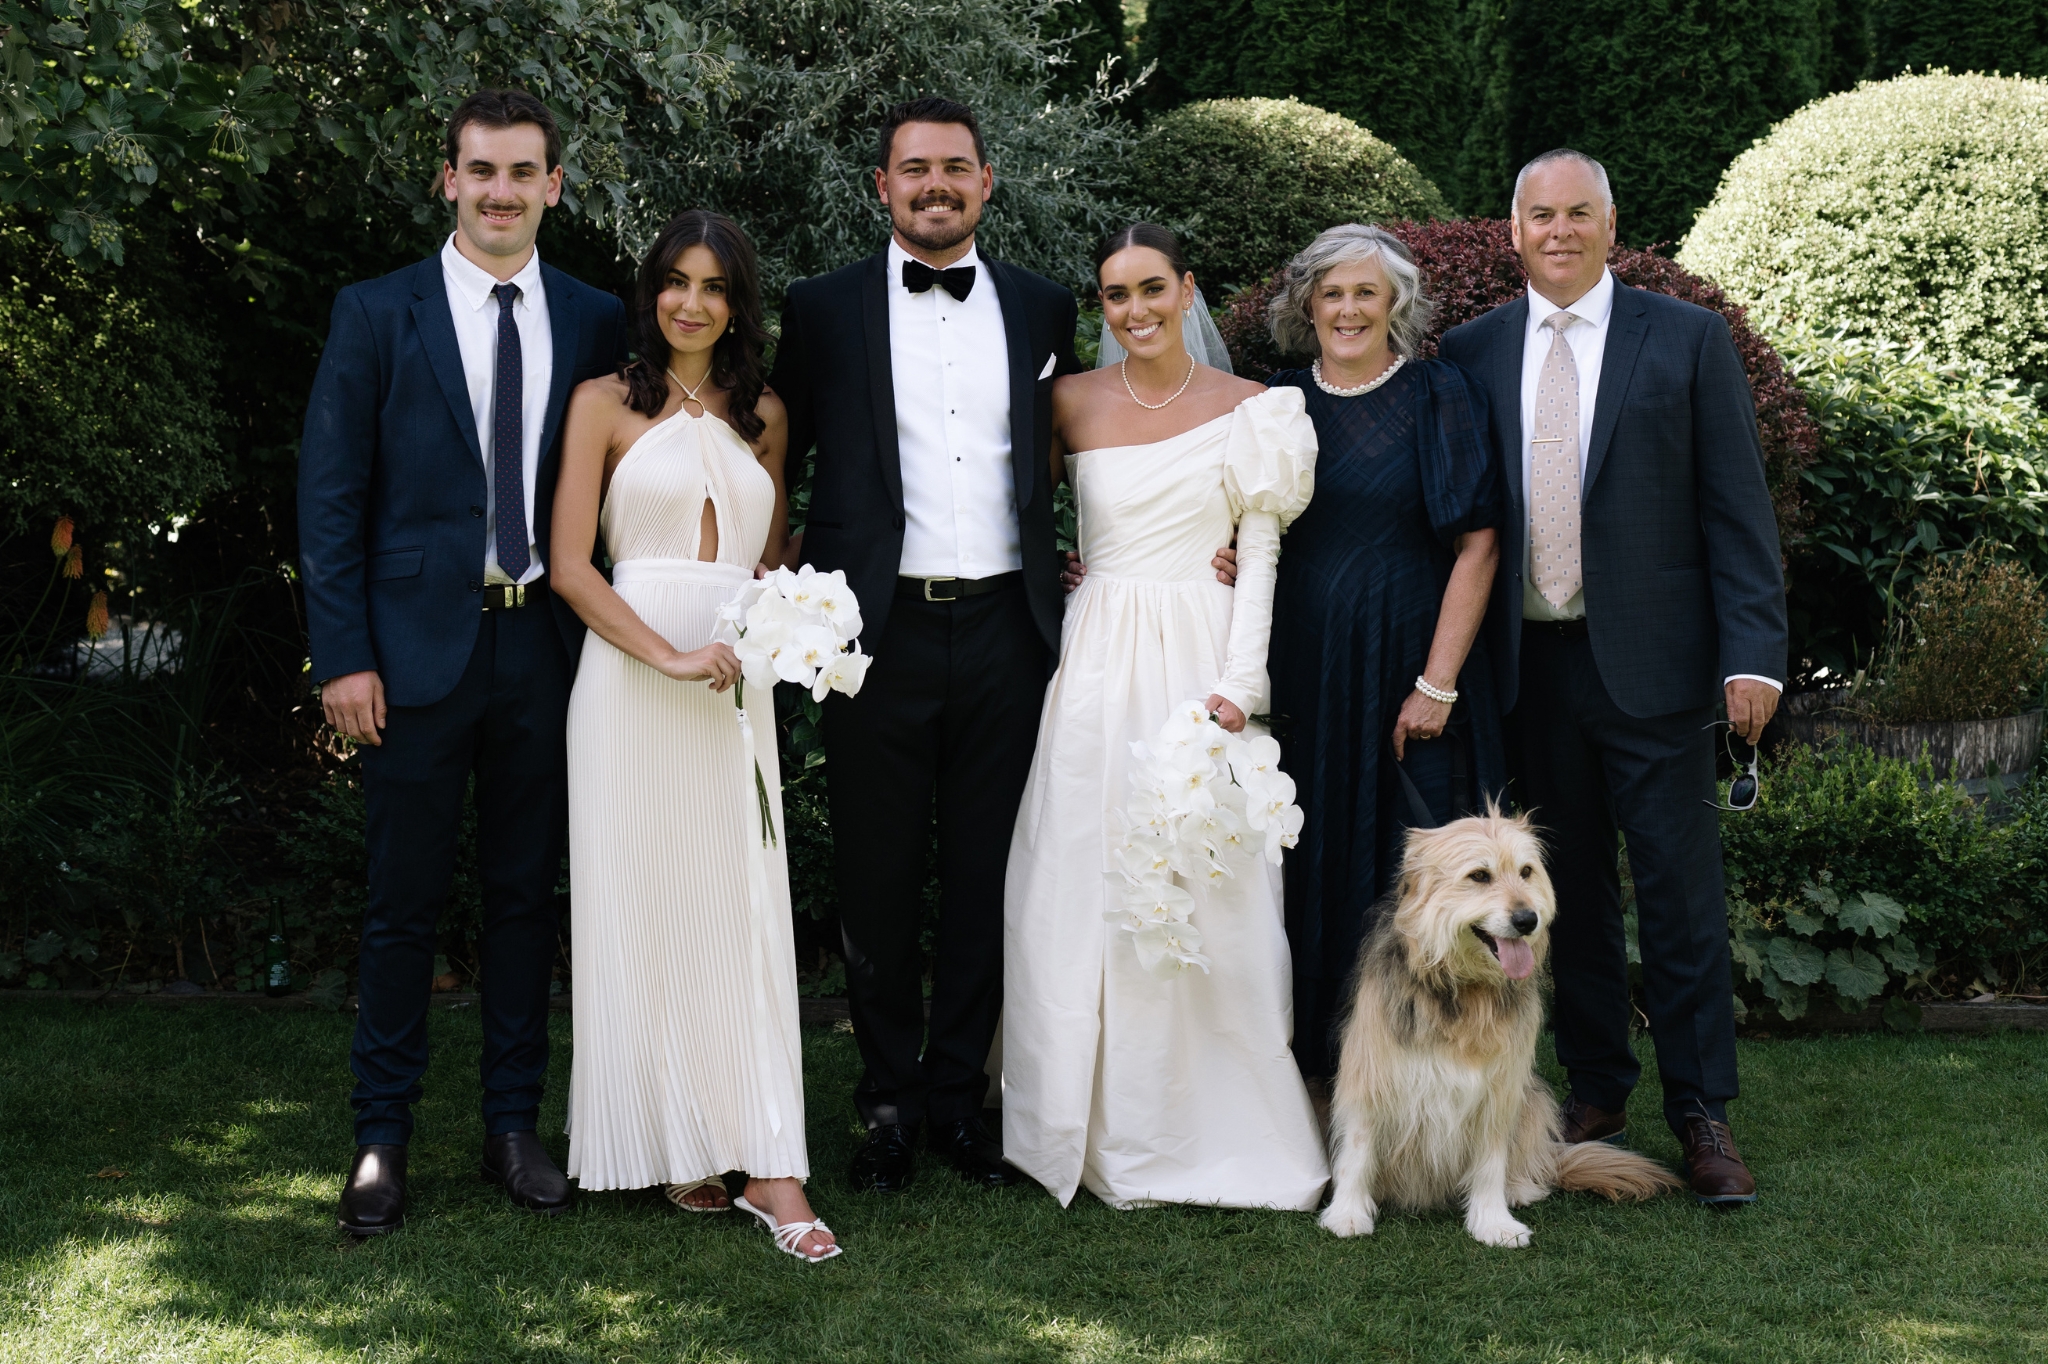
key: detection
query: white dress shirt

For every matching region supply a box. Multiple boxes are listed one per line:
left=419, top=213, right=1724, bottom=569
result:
left=886, top=238, right=1021, bottom=579
left=1516, top=268, right=1778, bottom=691
left=442, top=234, right=551, bottom=587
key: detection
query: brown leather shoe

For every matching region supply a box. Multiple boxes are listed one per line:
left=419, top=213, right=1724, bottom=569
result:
left=1678, top=1115, right=1758, bottom=1205
left=1559, top=1093, right=1628, bottom=1146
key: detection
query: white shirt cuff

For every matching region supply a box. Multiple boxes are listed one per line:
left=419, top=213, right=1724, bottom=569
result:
left=1723, top=673, right=1783, bottom=692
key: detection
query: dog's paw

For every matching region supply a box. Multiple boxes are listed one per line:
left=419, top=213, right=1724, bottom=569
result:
left=1319, top=1203, right=1376, bottom=1238
left=1507, top=1180, right=1549, bottom=1208
left=1466, top=1214, right=1532, bottom=1248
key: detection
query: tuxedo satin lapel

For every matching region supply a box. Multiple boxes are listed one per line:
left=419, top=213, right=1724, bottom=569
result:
left=1585, top=284, right=1649, bottom=495
left=411, top=260, right=484, bottom=468
left=862, top=253, right=905, bottom=515
left=536, top=264, right=580, bottom=470
left=988, top=259, right=1037, bottom=515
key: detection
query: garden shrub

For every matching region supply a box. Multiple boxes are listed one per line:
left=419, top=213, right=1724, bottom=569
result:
left=1864, top=545, right=2048, bottom=724
left=1871, top=0, right=2048, bottom=81
left=1775, top=327, right=2048, bottom=676
left=1217, top=219, right=1818, bottom=557
left=1122, top=98, right=1449, bottom=293
left=1460, top=0, right=1865, bottom=248
left=1720, top=740, right=2048, bottom=1014
left=1136, top=0, right=1477, bottom=205
left=1681, top=72, right=2048, bottom=386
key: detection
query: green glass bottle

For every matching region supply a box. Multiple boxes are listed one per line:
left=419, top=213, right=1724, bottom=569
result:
left=264, top=905, right=290, bottom=997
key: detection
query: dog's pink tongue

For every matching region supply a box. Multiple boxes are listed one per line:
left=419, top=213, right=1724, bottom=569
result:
left=1496, top=936, right=1536, bottom=980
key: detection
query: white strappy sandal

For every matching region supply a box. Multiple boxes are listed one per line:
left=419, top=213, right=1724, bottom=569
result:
left=662, top=1178, right=732, bottom=1213
left=733, top=1194, right=842, bottom=1262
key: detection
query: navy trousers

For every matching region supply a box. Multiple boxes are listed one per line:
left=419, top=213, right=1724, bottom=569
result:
left=351, top=604, right=571, bottom=1146
left=1509, top=626, right=1738, bottom=1137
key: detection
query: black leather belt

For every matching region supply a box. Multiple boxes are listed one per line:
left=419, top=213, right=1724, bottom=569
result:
left=481, top=577, right=547, bottom=611
left=1524, top=616, right=1589, bottom=640
left=897, top=572, right=1021, bottom=603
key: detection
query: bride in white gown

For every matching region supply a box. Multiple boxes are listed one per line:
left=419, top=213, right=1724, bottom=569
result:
left=1002, top=223, right=1330, bottom=1210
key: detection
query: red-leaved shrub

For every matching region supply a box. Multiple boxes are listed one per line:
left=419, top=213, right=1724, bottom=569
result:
left=1218, top=219, right=1818, bottom=549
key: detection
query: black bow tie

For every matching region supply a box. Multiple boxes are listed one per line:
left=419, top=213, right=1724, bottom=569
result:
left=902, top=258, right=976, bottom=302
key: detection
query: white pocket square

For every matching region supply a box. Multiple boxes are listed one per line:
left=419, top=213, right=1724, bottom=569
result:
left=1038, top=353, right=1056, bottom=380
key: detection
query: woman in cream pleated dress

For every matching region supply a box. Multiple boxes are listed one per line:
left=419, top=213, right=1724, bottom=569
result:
left=550, top=210, right=837, bottom=1261
left=1003, top=223, right=1330, bottom=1211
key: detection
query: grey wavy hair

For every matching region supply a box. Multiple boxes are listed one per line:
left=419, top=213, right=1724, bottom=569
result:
left=1267, top=224, right=1433, bottom=359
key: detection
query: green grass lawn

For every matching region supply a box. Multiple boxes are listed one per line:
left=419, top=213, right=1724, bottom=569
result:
left=0, top=1002, right=2043, bottom=1363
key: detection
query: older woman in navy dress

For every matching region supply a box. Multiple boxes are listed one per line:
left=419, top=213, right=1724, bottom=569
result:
left=1264, top=225, right=1506, bottom=1081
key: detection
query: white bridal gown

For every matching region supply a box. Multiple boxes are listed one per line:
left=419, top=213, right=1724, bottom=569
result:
left=565, top=407, right=809, bottom=1190
left=1003, top=385, right=1331, bottom=1210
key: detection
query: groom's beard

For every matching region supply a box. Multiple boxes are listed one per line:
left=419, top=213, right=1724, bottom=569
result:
left=894, top=191, right=979, bottom=254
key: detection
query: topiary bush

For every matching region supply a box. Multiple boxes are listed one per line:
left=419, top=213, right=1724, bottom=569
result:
left=1136, top=0, right=1477, bottom=206
left=1459, top=0, right=1867, bottom=249
left=1681, top=71, right=2048, bottom=386
left=1218, top=219, right=1819, bottom=558
left=1123, top=98, right=1449, bottom=294
left=1776, top=327, right=2048, bottom=676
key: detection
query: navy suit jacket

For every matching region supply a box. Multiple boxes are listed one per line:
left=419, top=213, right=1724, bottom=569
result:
left=1439, top=281, right=1786, bottom=718
left=767, top=249, right=1081, bottom=653
left=298, top=254, right=627, bottom=707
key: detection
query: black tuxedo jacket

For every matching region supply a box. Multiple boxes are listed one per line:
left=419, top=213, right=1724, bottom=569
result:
left=768, top=248, right=1081, bottom=652
left=1439, top=281, right=1787, bottom=718
left=298, top=255, right=627, bottom=706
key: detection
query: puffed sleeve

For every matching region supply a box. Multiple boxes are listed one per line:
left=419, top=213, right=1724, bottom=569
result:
left=1212, top=387, right=1320, bottom=716
left=1416, top=359, right=1503, bottom=545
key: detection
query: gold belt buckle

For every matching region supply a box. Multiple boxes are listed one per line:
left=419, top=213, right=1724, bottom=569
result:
left=922, top=576, right=957, bottom=602
left=511, top=584, right=525, bottom=608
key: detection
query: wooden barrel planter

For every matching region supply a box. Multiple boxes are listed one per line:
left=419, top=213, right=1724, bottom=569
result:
left=1770, top=690, right=2044, bottom=786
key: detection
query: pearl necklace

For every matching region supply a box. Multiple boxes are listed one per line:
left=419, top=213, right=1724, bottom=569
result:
left=667, top=364, right=711, bottom=414
left=1313, top=354, right=1405, bottom=398
left=1122, top=355, right=1196, bottom=410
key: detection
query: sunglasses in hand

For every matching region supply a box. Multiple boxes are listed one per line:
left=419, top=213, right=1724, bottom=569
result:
left=1703, top=721, right=1760, bottom=813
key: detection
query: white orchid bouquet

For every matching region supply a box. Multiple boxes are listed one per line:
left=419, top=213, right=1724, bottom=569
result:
left=715, top=565, right=871, bottom=845
left=1106, top=700, right=1305, bottom=977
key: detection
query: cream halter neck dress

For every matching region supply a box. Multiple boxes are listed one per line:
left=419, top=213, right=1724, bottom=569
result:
left=564, top=406, right=810, bottom=1190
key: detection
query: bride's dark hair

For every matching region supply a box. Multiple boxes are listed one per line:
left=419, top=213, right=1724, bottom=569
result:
left=1093, top=222, right=1192, bottom=282
left=621, top=209, right=770, bottom=442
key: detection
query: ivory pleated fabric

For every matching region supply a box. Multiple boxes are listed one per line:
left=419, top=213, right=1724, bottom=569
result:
left=1002, top=387, right=1331, bottom=1211
left=564, top=407, right=810, bottom=1190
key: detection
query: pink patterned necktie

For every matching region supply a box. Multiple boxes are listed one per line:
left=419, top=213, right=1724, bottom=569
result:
left=1530, top=311, right=1582, bottom=611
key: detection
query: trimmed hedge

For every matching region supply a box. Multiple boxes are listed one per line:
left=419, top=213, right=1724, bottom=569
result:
left=1217, top=219, right=1819, bottom=558
left=1872, top=0, right=2048, bottom=80
left=1460, top=0, right=1867, bottom=248
left=1681, top=72, right=2048, bottom=386
left=1124, top=98, right=1449, bottom=294
left=1136, top=0, right=1475, bottom=205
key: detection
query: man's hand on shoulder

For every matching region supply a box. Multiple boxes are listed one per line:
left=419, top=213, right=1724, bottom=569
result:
left=1213, top=544, right=1238, bottom=587
left=322, top=670, right=387, bottom=747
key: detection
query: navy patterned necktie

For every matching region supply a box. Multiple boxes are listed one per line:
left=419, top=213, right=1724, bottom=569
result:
left=491, top=282, right=530, bottom=581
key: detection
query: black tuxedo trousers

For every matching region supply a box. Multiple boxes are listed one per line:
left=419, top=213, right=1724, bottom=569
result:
left=825, top=586, right=1049, bottom=1131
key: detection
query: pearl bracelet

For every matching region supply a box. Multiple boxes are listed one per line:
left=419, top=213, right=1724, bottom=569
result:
left=1415, top=675, right=1458, bottom=705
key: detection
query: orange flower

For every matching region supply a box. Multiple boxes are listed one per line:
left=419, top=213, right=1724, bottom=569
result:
left=62, top=545, right=83, bottom=579
left=51, top=516, right=74, bottom=556
left=86, top=591, right=110, bottom=639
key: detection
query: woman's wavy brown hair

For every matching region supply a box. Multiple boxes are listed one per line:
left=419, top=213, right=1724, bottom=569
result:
left=622, top=209, right=770, bottom=442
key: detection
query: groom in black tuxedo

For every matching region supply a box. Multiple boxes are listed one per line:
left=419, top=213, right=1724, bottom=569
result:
left=769, top=97, right=1080, bottom=1191
left=299, top=90, right=626, bottom=1233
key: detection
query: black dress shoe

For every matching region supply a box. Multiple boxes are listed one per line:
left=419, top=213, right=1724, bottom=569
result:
left=931, top=1116, right=1025, bottom=1189
left=338, top=1143, right=407, bottom=1236
left=480, top=1131, right=571, bottom=1215
left=848, top=1123, right=918, bottom=1193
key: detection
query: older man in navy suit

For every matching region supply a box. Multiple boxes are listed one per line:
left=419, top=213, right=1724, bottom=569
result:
left=1439, top=150, right=1785, bottom=1204
left=298, top=90, right=626, bottom=1235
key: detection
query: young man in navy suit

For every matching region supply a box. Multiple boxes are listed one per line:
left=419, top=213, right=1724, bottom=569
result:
left=1438, top=150, right=1786, bottom=1204
left=298, top=90, right=627, bottom=1235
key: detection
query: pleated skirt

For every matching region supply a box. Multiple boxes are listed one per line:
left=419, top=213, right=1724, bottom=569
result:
left=564, top=558, right=810, bottom=1189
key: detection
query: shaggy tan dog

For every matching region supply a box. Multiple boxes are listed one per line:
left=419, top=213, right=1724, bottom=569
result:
left=1320, top=809, right=1681, bottom=1247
